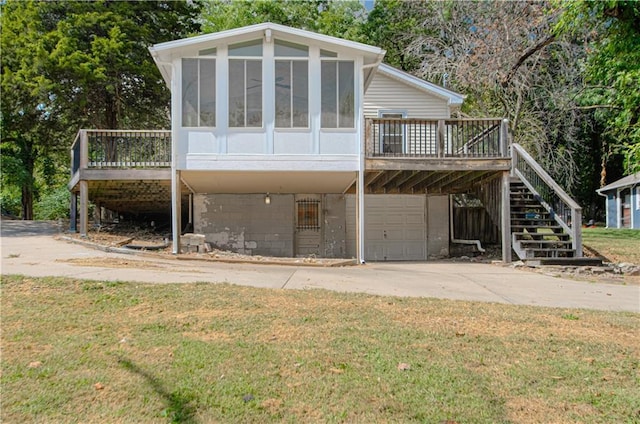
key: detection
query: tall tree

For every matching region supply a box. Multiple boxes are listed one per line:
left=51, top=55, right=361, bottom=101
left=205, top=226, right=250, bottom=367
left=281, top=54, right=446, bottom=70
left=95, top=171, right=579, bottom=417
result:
left=556, top=0, right=640, bottom=177
left=400, top=1, right=600, bottom=196
left=1, top=0, right=200, bottom=219
left=200, top=0, right=366, bottom=40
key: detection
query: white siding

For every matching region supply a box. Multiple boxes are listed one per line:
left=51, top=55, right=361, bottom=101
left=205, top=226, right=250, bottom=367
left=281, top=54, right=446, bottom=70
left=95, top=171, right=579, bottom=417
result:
left=364, top=73, right=450, bottom=118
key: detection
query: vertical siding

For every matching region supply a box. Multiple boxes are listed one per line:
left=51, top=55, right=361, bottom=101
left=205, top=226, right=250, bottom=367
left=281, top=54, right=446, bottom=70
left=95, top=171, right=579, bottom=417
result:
left=633, top=186, right=640, bottom=229
left=607, top=193, right=617, bottom=228
left=363, top=74, right=451, bottom=119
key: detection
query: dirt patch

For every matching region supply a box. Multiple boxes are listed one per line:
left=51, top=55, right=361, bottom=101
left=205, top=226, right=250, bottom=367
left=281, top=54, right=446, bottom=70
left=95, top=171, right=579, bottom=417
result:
left=59, top=257, right=167, bottom=270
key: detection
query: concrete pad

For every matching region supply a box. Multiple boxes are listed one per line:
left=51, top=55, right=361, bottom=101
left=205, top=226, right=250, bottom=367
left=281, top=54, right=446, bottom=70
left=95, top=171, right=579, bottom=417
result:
left=1, top=221, right=638, bottom=312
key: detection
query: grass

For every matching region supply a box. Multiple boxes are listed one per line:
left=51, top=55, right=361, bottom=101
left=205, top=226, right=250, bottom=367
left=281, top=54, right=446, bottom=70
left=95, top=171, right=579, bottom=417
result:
left=582, top=227, right=640, bottom=264
left=2, top=275, right=639, bottom=423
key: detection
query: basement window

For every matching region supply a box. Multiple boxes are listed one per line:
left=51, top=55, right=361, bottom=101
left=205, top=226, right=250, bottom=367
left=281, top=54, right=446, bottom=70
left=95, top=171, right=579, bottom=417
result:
left=296, top=199, right=320, bottom=231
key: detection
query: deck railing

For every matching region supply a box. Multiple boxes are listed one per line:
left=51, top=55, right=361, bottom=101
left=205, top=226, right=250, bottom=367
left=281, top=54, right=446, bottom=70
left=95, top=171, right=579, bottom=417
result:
left=365, top=118, right=509, bottom=158
left=511, top=143, right=582, bottom=256
left=71, top=129, right=171, bottom=175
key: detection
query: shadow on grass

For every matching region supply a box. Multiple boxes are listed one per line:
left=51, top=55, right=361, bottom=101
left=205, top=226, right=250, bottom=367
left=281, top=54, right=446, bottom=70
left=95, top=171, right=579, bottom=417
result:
left=118, top=356, right=198, bottom=423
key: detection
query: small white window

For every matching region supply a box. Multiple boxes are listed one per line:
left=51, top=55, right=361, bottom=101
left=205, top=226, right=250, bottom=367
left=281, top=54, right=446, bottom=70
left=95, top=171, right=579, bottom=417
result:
left=379, top=111, right=407, bottom=154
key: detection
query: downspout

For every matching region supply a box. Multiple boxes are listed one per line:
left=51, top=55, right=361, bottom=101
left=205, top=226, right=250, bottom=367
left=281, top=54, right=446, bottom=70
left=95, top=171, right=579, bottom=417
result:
left=595, top=189, right=608, bottom=228
left=449, top=195, right=485, bottom=253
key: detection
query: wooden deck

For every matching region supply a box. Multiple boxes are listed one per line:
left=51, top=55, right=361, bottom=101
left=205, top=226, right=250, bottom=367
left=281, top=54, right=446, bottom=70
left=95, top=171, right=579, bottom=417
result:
left=68, top=130, right=187, bottom=231
left=69, top=119, right=512, bottom=233
left=357, top=118, right=510, bottom=194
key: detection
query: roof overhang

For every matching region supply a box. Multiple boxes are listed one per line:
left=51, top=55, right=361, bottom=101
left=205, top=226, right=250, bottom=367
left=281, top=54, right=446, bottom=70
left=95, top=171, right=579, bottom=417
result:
left=376, top=63, right=465, bottom=106
left=149, top=22, right=386, bottom=86
left=596, top=172, right=640, bottom=194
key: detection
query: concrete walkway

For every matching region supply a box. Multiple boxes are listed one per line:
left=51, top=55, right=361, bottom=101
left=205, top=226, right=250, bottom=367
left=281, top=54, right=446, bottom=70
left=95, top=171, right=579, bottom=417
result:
left=1, top=220, right=638, bottom=312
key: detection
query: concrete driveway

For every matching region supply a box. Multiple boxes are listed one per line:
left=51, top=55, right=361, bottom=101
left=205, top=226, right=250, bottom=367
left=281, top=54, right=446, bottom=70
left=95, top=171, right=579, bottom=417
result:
left=1, top=220, right=638, bottom=312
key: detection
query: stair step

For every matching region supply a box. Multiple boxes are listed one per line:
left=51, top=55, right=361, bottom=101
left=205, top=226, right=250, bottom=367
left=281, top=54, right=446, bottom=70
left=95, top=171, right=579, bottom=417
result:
left=524, top=257, right=603, bottom=266
left=518, top=240, right=573, bottom=248
left=511, top=224, right=563, bottom=231
left=510, top=202, right=546, bottom=211
left=511, top=212, right=551, bottom=218
left=512, top=232, right=570, bottom=240
left=511, top=220, right=558, bottom=227
left=525, top=248, right=576, bottom=258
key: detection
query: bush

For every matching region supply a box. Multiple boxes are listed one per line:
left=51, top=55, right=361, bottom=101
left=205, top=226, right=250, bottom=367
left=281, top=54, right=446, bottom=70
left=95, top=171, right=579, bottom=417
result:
left=34, top=186, right=70, bottom=220
left=0, top=189, right=22, bottom=217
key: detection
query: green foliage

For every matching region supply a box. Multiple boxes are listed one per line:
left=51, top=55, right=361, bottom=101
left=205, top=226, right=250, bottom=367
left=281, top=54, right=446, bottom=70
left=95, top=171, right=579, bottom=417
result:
left=361, top=0, right=425, bottom=71
left=0, top=188, right=22, bottom=217
left=0, top=0, right=201, bottom=219
left=34, top=186, right=70, bottom=220
left=556, top=0, right=640, bottom=175
left=200, top=0, right=366, bottom=40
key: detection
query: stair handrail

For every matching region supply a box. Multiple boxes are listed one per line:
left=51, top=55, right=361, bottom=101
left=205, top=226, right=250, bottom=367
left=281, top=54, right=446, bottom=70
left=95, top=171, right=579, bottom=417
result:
left=511, top=143, right=582, bottom=257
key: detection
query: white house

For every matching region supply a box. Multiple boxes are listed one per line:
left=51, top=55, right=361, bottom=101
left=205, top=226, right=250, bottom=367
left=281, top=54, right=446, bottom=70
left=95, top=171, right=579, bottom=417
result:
left=147, top=22, right=508, bottom=262
left=74, top=23, right=586, bottom=262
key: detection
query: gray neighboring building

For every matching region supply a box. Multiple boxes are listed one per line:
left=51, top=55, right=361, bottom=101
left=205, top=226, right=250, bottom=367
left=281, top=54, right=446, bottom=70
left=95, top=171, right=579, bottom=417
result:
left=597, top=172, right=640, bottom=229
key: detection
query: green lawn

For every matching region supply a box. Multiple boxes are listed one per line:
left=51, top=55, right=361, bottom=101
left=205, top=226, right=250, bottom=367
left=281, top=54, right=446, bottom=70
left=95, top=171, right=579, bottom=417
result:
left=582, top=227, right=640, bottom=264
left=2, top=275, right=639, bottom=423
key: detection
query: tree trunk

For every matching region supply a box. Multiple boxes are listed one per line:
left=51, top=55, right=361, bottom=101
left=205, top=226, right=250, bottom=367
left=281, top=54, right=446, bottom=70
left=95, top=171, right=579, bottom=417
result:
left=21, top=183, right=33, bottom=220
left=20, top=143, right=35, bottom=220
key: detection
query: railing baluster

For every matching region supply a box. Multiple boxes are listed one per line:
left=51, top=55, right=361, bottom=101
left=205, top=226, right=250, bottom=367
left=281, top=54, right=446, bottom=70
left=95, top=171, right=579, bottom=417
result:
left=81, top=129, right=171, bottom=169
left=367, top=118, right=508, bottom=159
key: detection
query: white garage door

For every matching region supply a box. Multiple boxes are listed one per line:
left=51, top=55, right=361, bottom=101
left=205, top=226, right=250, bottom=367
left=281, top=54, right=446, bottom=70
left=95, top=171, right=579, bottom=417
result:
left=364, top=195, right=426, bottom=261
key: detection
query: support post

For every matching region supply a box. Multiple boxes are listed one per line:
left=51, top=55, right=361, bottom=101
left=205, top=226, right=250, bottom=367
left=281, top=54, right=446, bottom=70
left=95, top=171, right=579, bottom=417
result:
left=501, top=170, right=512, bottom=263
left=79, top=180, right=88, bottom=237
left=437, top=120, right=445, bottom=158
left=172, top=169, right=182, bottom=254
left=500, top=118, right=509, bottom=157
left=70, top=192, right=77, bottom=232
left=572, top=207, right=583, bottom=257
left=357, top=170, right=365, bottom=263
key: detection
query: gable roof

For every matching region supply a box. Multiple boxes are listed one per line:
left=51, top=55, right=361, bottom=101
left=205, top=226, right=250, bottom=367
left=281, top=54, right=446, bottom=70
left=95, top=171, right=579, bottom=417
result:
left=376, top=64, right=465, bottom=106
left=149, top=22, right=385, bottom=84
left=596, top=172, right=640, bottom=193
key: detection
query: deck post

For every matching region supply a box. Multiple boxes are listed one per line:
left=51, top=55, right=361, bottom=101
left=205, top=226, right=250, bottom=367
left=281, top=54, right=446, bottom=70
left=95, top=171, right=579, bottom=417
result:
left=172, top=169, right=182, bottom=254
left=500, top=119, right=509, bottom=157
left=79, top=180, right=88, bottom=237
left=437, top=120, right=445, bottom=157
left=357, top=170, right=365, bottom=263
left=501, top=170, right=512, bottom=262
left=70, top=192, right=77, bottom=232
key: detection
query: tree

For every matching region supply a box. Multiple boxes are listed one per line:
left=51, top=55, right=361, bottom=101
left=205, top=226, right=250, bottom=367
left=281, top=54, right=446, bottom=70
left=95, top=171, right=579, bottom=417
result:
left=556, top=0, right=640, bottom=177
left=200, top=0, right=366, bottom=40
left=361, top=0, right=425, bottom=72
left=1, top=0, right=201, bottom=219
left=402, top=2, right=593, bottom=188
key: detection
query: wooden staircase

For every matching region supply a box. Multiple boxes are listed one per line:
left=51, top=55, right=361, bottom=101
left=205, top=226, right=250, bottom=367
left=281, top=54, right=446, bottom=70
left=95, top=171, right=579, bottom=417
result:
left=510, top=180, right=576, bottom=259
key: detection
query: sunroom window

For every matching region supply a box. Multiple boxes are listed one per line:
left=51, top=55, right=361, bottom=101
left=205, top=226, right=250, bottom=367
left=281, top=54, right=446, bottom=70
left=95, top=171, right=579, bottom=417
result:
left=229, top=40, right=262, bottom=127
left=275, top=40, right=308, bottom=128
left=321, top=61, right=354, bottom=128
left=182, top=58, right=216, bottom=127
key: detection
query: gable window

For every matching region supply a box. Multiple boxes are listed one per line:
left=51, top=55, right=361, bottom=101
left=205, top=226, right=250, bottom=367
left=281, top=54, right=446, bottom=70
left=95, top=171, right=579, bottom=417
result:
left=229, top=40, right=262, bottom=127
left=321, top=61, right=354, bottom=128
left=182, top=58, right=216, bottom=127
left=275, top=40, right=308, bottom=128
